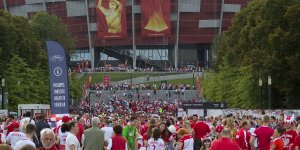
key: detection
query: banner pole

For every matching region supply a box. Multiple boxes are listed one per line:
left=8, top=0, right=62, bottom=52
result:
left=85, top=0, right=94, bottom=69
left=174, top=0, right=180, bottom=68
left=132, top=0, right=137, bottom=71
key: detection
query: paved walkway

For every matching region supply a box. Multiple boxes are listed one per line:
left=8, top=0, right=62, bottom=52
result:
left=113, top=72, right=203, bottom=84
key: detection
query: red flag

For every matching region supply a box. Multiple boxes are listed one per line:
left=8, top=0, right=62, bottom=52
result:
left=81, top=60, right=84, bottom=69
left=88, top=76, right=92, bottom=86
left=197, top=75, right=201, bottom=97
left=77, top=63, right=81, bottom=73
left=85, top=60, right=89, bottom=70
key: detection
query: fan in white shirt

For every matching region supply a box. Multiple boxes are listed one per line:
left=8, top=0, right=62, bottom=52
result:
left=147, top=129, right=165, bottom=150
left=0, top=132, right=6, bottom=144
left=14, top=123, right=37, bottom=150
left=20, top=111, right=35, bottom=126
left=65, top=122, right=81, bottom=150
left=101, top=120, right=114, bottom=141
left=6, top=123, right=26, bottom=148
left=57, top=124, right=70, bottom=146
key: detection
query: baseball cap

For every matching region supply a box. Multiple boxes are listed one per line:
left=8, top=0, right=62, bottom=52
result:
left=62, top=116, right=72, bottom=123
left=12, top=122, right=20, bottom=128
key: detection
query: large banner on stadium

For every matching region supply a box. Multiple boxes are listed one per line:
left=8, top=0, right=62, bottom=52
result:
left=46, top=41, right=69, bottom=114
left=141, top=0, right=171, bottom=37
left=96, top=0, right=127, bottom=38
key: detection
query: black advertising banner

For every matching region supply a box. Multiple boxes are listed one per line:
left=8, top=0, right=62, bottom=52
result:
left=46, top=41, right=69, bottom=114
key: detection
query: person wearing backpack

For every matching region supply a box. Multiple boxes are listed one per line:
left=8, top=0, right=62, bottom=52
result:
left=20, top=111, right=35, bottom=126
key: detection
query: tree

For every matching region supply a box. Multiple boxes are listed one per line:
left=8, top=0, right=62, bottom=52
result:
left=5, top=55, right=50, bottom=111
left=69, top=73, right=83, bottom=106
left=0, top=10, right=47, bottom=75
left=31, top=12, right=75, bottom=55
left=205, top=0, right=300, bottom=108
left=0, top=10, right=18, bottom=75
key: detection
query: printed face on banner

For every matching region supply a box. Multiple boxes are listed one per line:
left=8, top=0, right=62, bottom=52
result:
left=96, top=0, right=127, bottom=38
left=141, top=0, right=171, bottom=37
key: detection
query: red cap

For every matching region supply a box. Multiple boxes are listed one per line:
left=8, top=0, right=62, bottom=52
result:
left=12, top=122, right=20, bottom=128
left=215, top=125, right=224, bottom=133
left=62, top=116, right=72, bottom=123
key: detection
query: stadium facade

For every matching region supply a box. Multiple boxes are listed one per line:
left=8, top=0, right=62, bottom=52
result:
left=0, top=0, right=249, bottom=70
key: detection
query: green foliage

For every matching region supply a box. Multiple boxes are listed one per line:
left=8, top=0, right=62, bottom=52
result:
left=206, top=0, right=300, bottom=108
left=69, top=74, right=82, bottom=103
left=145, top=78, right=195, bottom=87
left=80, top=72, right=180, bottom=84
left=0, top=10, right=78, bottom=111
left=31, top=12, right=75, bottom=54
left=203, top=66, right=259, bottom=109
left=4, top=55, right=50, bottom=111
left=0, top=10, right=47, bottom=74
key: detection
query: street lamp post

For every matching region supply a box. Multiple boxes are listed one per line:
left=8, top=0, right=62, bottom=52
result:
left=259, top=78, right=262, bottom=108
left=2, top=78, right=5, bottom=109
left=268, top=74, right=272, bottom=109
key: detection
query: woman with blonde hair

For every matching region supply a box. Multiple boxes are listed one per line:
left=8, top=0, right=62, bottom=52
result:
left=225, top=117, right=237, bottom=140
left=183, top=120, right=194, bottom=136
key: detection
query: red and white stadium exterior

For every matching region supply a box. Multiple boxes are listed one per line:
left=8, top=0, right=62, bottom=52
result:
left=0, top=0, right=250, bottom=68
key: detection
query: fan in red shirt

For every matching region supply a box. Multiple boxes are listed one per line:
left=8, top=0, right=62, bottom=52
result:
left=294, top=132, right=300, bottom=150
left=281, top=121, right=297, bottom=150
left=177, top=128, right=194, bottom=150
left=76, top=118, right=85, bottom=145
left=109, top=125, right=127, bottom=150
left=5, top=115, right=18, bottom=136
left=138, top=115, right=148, bottom=136
left=210, top=128, right=240, bottom=150
left=250, top=115, right=274, bottom=150
left=235, top=120, right=251, bottom=150
left=193, top=118, right=211, bottom=150
left=270, top=127, right=285, bottom=150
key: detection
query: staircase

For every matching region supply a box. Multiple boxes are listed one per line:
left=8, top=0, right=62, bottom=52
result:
left=100, top=48, right=165, bottom=70
left=89, top=90, right=199, bottom=104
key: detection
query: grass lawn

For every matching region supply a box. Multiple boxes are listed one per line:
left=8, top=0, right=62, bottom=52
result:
left=79, top=72, right=182, bottom=84
left=145, top=78, right=197, bottom=86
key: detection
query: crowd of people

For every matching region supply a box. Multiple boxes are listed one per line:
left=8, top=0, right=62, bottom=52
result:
left=0, top=109, right=300, bottom=150
left=88, top=82, right=192, bottom=91
left=75, top=65, right=203, bottom=73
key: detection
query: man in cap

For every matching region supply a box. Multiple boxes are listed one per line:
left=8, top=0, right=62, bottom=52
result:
left=53, top=116, right=72, bottom=134
left=6, top=122, right=26, bottom=147
left=4, top=115, right=18, bottom=136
